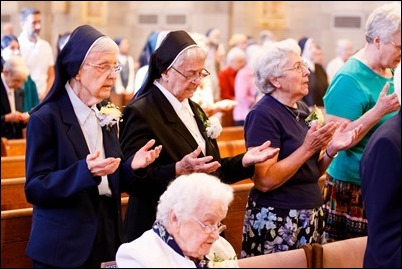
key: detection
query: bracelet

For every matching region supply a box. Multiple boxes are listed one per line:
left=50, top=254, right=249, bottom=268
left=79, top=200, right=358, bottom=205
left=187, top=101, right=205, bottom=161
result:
left=325, top=149, right=338, bottom=159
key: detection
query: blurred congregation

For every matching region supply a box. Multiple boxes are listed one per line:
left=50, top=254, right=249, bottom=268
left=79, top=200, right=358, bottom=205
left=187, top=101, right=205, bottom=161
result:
left=1, top=1, right=401, bottom=269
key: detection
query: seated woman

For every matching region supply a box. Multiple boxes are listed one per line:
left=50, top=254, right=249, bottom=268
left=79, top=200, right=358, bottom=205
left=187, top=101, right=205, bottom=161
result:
left=116, top=172, right=239, bottom=268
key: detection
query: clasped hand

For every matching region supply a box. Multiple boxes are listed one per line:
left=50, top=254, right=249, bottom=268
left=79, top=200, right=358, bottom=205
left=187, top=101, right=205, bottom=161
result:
left=176, top=140, right=280, bottom=176
left=303, top=120, right=362, bottom=155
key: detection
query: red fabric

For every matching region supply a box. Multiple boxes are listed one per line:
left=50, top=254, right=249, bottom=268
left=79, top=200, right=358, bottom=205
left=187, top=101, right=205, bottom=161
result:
left=218, top=67, right=237, bottom=100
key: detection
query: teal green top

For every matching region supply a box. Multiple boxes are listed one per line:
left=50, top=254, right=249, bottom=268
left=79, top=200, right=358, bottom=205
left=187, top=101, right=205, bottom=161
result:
left=23, top=76, right=40, bottom=113
left=323, top=58, right=396, bottom=185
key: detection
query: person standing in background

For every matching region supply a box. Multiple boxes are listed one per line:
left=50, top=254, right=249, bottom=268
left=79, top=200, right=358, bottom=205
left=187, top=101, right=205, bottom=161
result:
left=1, top=56, right=30, bottom=139
left=233, top=44, right=260, bottom=126
left=111, top=37, right=135, bottom=106
left=56, top=31, right=71, bottom=56
left=326, top=39, right=354, bottom=82
left=1, top=34, right=40, bottom=113
left=298, top=37, right=329, bottom=108
left=322, top=2, right=400, bottom=241
left=18, top=7, right=55, bottom=101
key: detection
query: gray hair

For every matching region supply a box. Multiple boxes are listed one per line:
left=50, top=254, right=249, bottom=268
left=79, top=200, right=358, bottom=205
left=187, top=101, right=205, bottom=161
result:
left=3, top=55, right=29, bottom=81
left=156, top=173, right=234, bottom=225
left=82, top=36, right=119, bottom=64
left=252, top=38, right=301, bottom=94
left=365, top=2, right=401, bottom=44
left=173, top=46, right=207, bottom=67
left=19, top=8, right=40, bottom=22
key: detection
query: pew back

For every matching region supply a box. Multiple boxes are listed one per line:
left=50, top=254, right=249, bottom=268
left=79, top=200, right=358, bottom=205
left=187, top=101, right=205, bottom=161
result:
left=1, top=208, right=33, bottom=268
left=217, top=126, right=244, bottom=141
left=311, top=236, right=367, bottom=268
left=223, top=182, right=253, bottom=258
left=1, top=197, right=130, bottom=268
left=1, top=156, right=26, bottom=179
left=1, top=138, right=26, bottom=157
left=1, top=177, right=30, bottom=210
left=217, top=139, right=246, bottom=158
left=237, top=244, right=313, bottom=268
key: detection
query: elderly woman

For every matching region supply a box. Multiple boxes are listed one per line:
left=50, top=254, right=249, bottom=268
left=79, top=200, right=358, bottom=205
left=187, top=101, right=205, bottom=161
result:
left=322, top=2, right=400, bottom=241
left=1, top=55, right=30, bottom=138
left=120, top=30, right=280, bottom=242
left=116, top=173, right=239, bottom=268
left=1, top=34, right=40, bottom=113
left=241, top=38, right=362, bottom=257
left=24, top=25, right=162, bottom=268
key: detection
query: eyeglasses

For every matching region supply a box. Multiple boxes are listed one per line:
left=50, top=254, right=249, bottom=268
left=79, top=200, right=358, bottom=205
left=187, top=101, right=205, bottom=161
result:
left=283, top=61, right=309, bottom=73
left=390, top=41, right=401, bottom=51
left=171, top=66, right=210, bottom=81
left=85, top=62, right=123, bottom=74
left=192, top=216, right=226, bottom=234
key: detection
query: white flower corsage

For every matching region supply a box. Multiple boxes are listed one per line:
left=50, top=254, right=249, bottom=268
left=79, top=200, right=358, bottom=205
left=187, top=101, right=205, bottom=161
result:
left=205, top=116, right=223, bottom=139
left=305, top=105, right=325, bottom=128
left=206, top=253, right=238, bottom=268
left=97, top=102, right=123, bottom=131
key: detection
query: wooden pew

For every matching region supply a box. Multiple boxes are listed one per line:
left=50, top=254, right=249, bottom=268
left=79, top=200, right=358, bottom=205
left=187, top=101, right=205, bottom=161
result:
left=1, top=177, right=30, bottom=210
left=1, top=138, right=26, bottom=157
left=217, top=126, right=244, bottom=141
left=1, top=208, right=33, bottom=268
left=1, top=156, right=25, bottom=179
left=223, top=182, right=253, bottom=259
left=311, top=236, right=367, bottom=268
left=238, top=244, right=313, bottom=268
left=1, top=197, right=130, bottom=268
left=217, top=139, right=246, bottom=158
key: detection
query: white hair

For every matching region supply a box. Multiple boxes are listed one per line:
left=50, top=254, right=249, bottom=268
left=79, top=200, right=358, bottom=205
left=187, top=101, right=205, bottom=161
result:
left=3, top=55, right=29, bottom=81
left=156, top=173, right=234, bottom=225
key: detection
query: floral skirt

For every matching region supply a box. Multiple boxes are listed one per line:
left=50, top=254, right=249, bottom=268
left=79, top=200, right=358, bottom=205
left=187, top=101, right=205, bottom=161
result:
left=240, top=197, right=326, bottom=258
left=322, top=174, right=368, bottom=241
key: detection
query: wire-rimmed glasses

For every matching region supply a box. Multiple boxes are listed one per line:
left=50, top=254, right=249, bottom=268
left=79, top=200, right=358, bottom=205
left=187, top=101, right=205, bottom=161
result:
left=192, top=216, right=226, bottom=234
left=171, top=66, right=210, bottom=81
left=282, top=61, right=309, bottom=73
left=85, top=62, right=123, bottom=74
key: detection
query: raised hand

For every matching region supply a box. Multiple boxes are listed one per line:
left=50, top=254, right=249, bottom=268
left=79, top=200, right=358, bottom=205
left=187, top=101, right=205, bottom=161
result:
left=176, top=146, right=221, bottom=176
left=327, top=121, right=362, bottom=154
left=86, top=150, right=121, bottom=177
left=242, top=140, right=280, bottom=167
left=373, top=82, right=400, bottom=117
left=131, top=139, right=162, bottom=170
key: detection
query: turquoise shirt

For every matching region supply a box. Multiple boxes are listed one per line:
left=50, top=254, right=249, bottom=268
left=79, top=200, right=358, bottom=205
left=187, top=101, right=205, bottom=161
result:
left=23, top=76, right=40, bottom=113
left=323, top=58, right=396, bottom=185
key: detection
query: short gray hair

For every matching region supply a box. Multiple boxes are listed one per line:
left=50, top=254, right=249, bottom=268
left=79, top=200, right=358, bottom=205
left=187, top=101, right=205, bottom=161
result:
left=3, top=55, right=29, bottom=81
left=365, top=2, right=401, bottom=44
left=252, top=38, right=301, bottom=94
left=173, top=46, right=207, bottom=68
left=156, top=173, right=234, bottom=225
left=82, top=36, right=119, bottom=64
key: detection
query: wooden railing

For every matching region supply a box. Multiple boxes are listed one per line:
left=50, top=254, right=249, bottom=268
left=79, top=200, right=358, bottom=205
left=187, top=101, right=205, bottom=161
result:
left=1, top=137, right=26, bottom=157
left=1, top=156, right=25, bottom=179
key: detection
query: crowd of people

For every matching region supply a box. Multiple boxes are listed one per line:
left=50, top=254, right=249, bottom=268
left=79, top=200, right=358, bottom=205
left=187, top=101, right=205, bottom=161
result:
left=1, top=2, right=400, bottom=268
